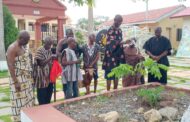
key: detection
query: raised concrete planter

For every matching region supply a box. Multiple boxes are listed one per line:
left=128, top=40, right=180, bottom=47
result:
left=21, top=83, right=190, bottom=122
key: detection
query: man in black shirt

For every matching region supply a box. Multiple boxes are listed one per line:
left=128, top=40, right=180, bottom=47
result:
left=143, top=27, right=172, bottom=84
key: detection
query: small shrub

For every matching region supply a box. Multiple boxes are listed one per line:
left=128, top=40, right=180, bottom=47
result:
left=108, top=58, right=168, bottom=80
left=136, top=86, right=165, bottom=107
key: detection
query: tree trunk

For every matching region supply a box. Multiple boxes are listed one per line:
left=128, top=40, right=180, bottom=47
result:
left=0, top=0, right=7, bottom=71
left=88, top=6, right=93, bottom=34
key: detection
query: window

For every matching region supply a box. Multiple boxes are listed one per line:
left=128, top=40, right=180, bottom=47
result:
left=52, top=24, right=58, bottom=32
left=177, top=28, right=182, bottom=41
left=41, top=24, right=49, bottom=32
left=28, top=22, right=34, bottom=31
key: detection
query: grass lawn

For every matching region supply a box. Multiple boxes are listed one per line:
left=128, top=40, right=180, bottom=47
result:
left=0, top=115, right=12, bottom=122
left=0, top=71, right=9, bottom=79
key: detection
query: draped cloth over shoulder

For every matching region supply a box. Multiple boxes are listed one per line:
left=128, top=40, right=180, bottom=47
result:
left=9, top=49, right=34, bottom=122
left=33, top=47, right=52, bottom=88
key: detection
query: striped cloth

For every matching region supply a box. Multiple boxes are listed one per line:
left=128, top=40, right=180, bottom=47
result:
left=62, top=48, right=83, bottom=84
left=33, top=47, right=52, bottom=88
left=9, top=49, right=34, bottom=122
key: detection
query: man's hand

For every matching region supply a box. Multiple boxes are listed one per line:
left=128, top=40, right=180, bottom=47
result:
left=76, top=60, right=81, bottom=64
left=15, top=82, right=21, bottom=92
left=152, top=56, right=161, bottom=61
left=51, top=54, right=57, bottom=60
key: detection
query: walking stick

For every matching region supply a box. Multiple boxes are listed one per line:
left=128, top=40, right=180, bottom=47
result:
left=54, top=82, right=56, bottom=102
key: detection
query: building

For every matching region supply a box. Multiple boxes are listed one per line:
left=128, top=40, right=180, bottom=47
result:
left=171, top=8, right=190, bottom=57
left=3, top=0, right=67, bottom=50
left=0, top=0, right=7, bottom=71
left=101, top=5, right=186, bottom=49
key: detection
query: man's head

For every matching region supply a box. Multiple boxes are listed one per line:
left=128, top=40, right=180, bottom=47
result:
left=66, top=29, right=74, bottom=38
left=155, top=27, right=162, bottom=37
left=67, top=37, right=76, bottom=49
left=43, top=37, right=53, bottom=50
left=88, top=33, right=96, bottom=44
left=114, top=15, right=123, bottom=28
left=18, top=30, right=30, bottom=46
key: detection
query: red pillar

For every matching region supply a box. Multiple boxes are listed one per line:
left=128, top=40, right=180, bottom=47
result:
left=35, top=22, right=41, bottom=41
left=57, top=17, right=65, bottom=41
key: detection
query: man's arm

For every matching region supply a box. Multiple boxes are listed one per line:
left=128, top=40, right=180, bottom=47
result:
left=56, top=40, right=63, bottom=57
left=90, top=52, right=100, bottom=67
left=36, top=57, right=52, bottom=67
left=6, top=46, right=21, bottom=91
left=61, top=52, right=79, bottom=66
left=158, top=51, right=168, bottom=59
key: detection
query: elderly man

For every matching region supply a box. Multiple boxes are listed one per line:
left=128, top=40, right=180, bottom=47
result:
left=61, top=37, right=83, bottom=99
left=143, top=27, right=172, bottom=85
left=6, top=30, right=34, bottom=122
left=56, top=29, right=82, bottom=59
left=33, top=37, right=56, bottom=105
left=56, top=29, right=82, bottom=97
left=102, top=15, right=125, bottom=91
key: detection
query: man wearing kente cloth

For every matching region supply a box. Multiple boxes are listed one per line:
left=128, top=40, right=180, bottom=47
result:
left=6, top=31, right=34, bottom=122
left=102, top=15, right=125, bottom=91
left=143, top=27, right=172, bottom=85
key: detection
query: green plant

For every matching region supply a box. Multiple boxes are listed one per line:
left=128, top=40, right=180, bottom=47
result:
left=108, top=58, right=168, bottom=80
left=3, top=5, right=18, bottom=51
left=136, top=86, right=164, bottom=107
left=75, top=30, right=85, bottom=45
left=108, top=64, right=134, bottom=78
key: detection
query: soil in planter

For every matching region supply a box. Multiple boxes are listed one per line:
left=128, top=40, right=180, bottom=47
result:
left=55, top=87, right=190, bottom=122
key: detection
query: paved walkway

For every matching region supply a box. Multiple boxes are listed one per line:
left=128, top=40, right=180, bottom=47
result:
left=1, top=56, right=190, bottom=121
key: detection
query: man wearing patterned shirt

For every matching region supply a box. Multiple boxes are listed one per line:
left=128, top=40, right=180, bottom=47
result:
left=102, top=15, right=124, bottom=91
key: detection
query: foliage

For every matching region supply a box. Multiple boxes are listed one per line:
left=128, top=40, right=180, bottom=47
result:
left=77, top=16, right=109, bottom=31
left=136, top=86, right=165, bottom=107
left=108, top=58, right=168, bottom=80
left=77, top=18, right=88, bottom=30
left=75, top=30, right=85, bottom=45
left=108, top=64, right=134, bottom=78
left=60, top=0, right=95, bottom=7
left=3, top=5, right=18, bottom=51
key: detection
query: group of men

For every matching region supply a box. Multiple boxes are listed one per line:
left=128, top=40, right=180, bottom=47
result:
left=6, top=14, right=172, bottom=122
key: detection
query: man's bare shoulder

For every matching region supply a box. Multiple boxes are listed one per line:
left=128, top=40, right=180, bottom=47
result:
left=7, top=42, right=18, bottom=54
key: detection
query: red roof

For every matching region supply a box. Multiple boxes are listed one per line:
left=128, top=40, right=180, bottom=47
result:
left=3, top=0, right=66, bottom=17
left=171, top=7, right=190, bottom=18
left=102, top=5, right=185, bottom=26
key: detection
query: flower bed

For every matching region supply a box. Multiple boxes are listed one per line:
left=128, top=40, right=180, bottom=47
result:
left=21, top=83, right=190, bottom=122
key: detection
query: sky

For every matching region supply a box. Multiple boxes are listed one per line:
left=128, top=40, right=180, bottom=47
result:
left=62, top=0, right=190, bottom=24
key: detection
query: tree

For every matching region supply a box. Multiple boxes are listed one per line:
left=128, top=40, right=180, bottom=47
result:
left=61, top=0, right=95, bottom=7
left=77, top=18, right=88, bottom=30
left=77, top=16, right=109, bottom=31
left=0, top=0, right=6, bottom=61
left=75, top=30, right=85, bottom=45
left=88, top=6, right=94, bottom=34
left=3, top=5, right=18, bottom=51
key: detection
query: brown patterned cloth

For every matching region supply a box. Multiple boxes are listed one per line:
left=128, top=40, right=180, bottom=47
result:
left=122, top=46, right=144, bottom=87
left=33, top=47, right=52, bottom=88
left=9, top=49, right=34, bottom=122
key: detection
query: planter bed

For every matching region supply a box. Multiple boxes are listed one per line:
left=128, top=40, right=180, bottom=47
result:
left=21, top=83, right=190, bottom=122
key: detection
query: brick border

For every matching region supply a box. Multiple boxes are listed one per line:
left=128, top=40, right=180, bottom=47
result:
left=22, top=83, right=190, bottom=122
